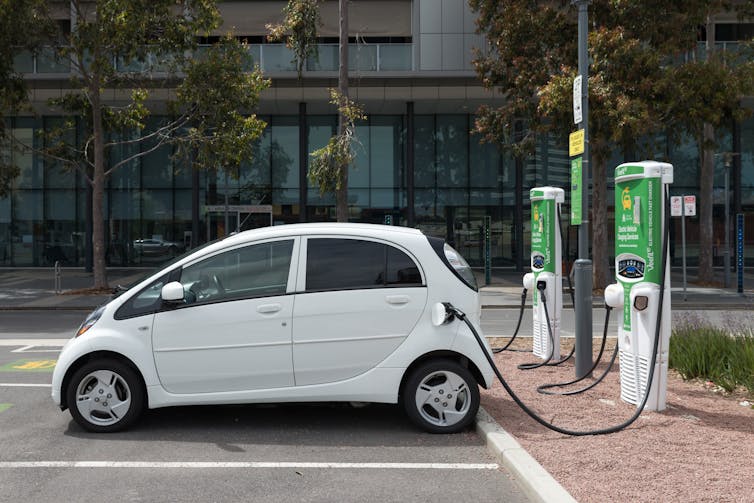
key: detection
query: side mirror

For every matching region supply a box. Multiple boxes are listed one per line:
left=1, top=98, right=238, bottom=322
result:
left=161, top=281, right=185, bottom=303
left=431, top=302, right=453, bottom=326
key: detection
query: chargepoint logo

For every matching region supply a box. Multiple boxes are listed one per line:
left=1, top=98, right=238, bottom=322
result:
left=622, top=187, right=631, bottom=211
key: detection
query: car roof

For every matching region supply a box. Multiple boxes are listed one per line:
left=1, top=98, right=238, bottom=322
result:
left=226, top=223, right=422, bottom=244
left=183, top=223, right=424, bottom=262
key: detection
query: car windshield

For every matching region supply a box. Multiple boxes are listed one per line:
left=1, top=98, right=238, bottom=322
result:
left=112, top=238, right=223, bottom=297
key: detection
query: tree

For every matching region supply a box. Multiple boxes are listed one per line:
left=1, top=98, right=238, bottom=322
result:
left=39, top=0, right=222, bottom=288
left=173, top=35, right=269, bottom=178
left=266, top=0, right=321, bottom=78
left=269, top=0, right=357, bottom=222
left=469, top=0, right=751, bottom=289
left=663, top=13, right=754, bottom=284
left=0, top=0, right=54, bottom=197
left=309, top=89, right=365, bottom=200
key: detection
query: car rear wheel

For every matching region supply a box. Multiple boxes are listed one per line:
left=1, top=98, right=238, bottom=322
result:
left=66, top=359, right=144, bottom=433
left=403, top=359, right=479, bottom=434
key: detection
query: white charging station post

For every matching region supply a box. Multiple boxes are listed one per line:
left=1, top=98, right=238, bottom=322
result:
left=524, top=187, right=564, bottom=360
left=605, top=161, right=672, bottom=411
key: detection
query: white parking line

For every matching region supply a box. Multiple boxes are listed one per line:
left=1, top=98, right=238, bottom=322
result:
left=0, top=383, right=51, bottom=387
left=0, top=339, right=68, bottom=347
left=0, top=461, right=499, bottom=470
left=10, top=345, right=62, bottom=353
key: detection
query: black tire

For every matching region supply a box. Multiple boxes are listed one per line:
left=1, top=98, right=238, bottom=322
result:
left=402, top=359, right=480, bottom=434
left=66, top=359, right=144, bottom=433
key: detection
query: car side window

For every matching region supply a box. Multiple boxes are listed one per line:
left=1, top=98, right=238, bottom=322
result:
left=386, top=246, right=422, bottom=285
left=306, top=238, right=423, bottom=292
left=180, top=239, right=293, bottom=305
left=115, top=273, right=171, bottom=319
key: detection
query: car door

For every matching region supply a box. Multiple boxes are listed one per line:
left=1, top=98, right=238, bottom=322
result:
left=152, top=238, right=298, bottom=394
left=291, top=237, right=427, bottom=386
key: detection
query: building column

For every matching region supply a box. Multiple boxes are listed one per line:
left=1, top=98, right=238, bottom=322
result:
left=514, top=121, right=524, bottom=272
left=191, top=161, right=200, bottom=247
left=406, top=101, right=415, bottom=227
left=299, top=102, right=308, bottom=222
left=733, top=118, right=742, bottom=214
left=85, top=182, right=93, bottom=272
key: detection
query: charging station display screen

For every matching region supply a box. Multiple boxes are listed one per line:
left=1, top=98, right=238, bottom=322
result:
left=618, top=258, right=645, bottom=279
left=532, top=254, right=545, bottom=270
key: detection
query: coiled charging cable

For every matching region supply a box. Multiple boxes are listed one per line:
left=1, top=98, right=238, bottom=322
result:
left=444, top=186, right=671, bottom=436
left=491, top=288, right=528, bottom=353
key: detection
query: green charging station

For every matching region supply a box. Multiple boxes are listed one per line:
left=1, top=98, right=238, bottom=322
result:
left=604, top=161, right=672, bottom=411
left=524, top=187, right=564, bottom=360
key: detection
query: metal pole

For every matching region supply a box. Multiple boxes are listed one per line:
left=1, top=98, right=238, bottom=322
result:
left=682, top=202, right=687, bottom=301
left=573, top=0, right=592, bottom=379
left=724, top=160, right=731, bottom=288
left=54, top=261, right=62, bottom=294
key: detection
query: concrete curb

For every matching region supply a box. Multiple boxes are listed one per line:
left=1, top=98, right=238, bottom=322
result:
left=476, top=407, right=577, bottom=503
left=482, top=303, right=753, bottom=310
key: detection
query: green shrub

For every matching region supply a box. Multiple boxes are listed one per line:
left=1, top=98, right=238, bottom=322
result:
left=670, top=316, right=754, bottom=394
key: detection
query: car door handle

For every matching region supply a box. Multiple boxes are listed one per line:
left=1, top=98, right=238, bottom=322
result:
left=257, top=303, right=282, bottom=314
left=385, top=295, right=410, bottom=305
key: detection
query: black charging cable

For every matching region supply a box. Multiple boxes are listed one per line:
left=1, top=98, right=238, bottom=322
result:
left=446, top=185, right=671, bottom=436
left=543, top=204, right=576, bottom=367
left=536, top=306, right=618, bottom=395
left=491, top=287, right=528, bottom=353
left=517, top=280, right=557, bottom=369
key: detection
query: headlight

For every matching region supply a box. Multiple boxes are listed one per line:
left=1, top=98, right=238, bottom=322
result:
left=76, top=305, right=105, bottom=337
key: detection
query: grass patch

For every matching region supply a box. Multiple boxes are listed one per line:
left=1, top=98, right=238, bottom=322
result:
left=670, top=315, right=754, bottom=394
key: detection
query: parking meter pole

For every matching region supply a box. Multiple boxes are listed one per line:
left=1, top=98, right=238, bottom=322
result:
left=574, top=0, right=592, bottom=379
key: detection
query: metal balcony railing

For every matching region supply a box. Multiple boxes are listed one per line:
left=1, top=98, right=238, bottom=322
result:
left=14, top=43, right=414, bottom=75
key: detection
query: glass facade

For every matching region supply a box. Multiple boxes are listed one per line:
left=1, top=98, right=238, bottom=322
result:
left=1, top=112, right=753, bottom=269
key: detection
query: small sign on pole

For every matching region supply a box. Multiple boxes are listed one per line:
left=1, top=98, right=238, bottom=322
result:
left=670, top=196, right=683, bottom=217
left=569, top=130, right=585, bottom=157
left=570, top=157, right=582, bottom=225
left=683, top=195, right=696, bottom=217
left=573, top=75, right=583, bottom=125
left=670, top=195, right=694, bottom=300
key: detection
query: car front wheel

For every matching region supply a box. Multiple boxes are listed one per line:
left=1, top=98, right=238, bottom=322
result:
left=66, top=359, right=144, bottom=433
left=403, top=359, right=480, bottom=434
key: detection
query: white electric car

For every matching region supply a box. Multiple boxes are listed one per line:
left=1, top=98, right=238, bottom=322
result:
left=52, top=223, right=493, bottom=433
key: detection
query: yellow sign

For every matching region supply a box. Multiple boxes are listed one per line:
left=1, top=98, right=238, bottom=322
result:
left=569, top=130, right=585, bottom=157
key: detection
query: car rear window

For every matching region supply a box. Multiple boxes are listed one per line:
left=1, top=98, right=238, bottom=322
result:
left=427, top=236, right=478, bottom=291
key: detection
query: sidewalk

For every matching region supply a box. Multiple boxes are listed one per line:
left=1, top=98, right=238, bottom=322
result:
left=0, top=268, right=146, bottom=310
left=0, top=267, right=752, bottom=310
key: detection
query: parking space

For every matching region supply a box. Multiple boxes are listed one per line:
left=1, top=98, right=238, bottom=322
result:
left=0, top=326, right=530, bottom=502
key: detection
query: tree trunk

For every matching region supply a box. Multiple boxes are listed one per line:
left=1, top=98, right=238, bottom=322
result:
left=591, top=150, right=610, bottom=289
left=698, top=124, right=715, bottom=284
left=90, top=86, right=108, bottom=289
left=335, top=0, right=349, bottom=222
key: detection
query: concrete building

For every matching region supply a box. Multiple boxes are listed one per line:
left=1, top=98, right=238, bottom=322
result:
left=2, top=1, right=753, bottom=272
